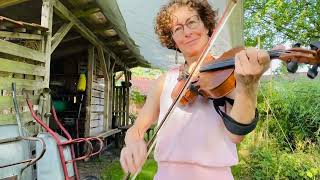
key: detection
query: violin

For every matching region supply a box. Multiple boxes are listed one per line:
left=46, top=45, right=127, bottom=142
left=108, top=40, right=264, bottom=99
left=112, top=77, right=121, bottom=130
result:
left=171, top=43, right=320, bottom=106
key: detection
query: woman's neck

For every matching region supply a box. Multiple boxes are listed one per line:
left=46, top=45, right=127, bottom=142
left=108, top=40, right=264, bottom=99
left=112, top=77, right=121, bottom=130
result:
left=183, top=53, right=213, bottom=67
left=183, top=53, right=199, bottom=66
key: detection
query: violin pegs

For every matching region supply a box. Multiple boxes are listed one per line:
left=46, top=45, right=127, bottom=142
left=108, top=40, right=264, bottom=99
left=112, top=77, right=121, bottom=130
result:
left=306, top=42, right=320, bottom=79
left=287, top=61, right=298, bottom=73
left=310, top=41, right=320, bottom=50
left=307, top=64, right=319, bottom=79
left=286, top=43, right=301, bottom=73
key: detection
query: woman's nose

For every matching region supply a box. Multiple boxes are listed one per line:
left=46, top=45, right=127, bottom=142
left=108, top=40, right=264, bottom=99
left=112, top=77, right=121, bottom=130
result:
left=183, top=26, right=193, bottom=37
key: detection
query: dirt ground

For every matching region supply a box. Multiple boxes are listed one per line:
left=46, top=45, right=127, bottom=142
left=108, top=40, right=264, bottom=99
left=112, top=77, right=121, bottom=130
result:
left=78, top=148, right=121, bottom=179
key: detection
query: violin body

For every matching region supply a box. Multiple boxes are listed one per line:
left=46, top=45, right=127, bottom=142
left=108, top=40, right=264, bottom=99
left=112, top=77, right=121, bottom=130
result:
left=171, top=47, right=244, bottom=105
left=195, top=47, right=244, bottom=99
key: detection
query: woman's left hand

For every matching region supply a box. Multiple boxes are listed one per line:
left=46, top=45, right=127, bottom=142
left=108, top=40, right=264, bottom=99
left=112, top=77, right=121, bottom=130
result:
left=234, top=47, right=270, bottom=89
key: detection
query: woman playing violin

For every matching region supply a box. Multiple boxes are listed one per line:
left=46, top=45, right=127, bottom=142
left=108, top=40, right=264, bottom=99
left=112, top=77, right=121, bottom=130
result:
left=120, top=0, right=270, bottom=179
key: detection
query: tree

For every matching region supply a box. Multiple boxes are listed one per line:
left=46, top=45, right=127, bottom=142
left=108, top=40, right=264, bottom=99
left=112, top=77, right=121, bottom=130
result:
left=244, top=0, right=320, bottom=49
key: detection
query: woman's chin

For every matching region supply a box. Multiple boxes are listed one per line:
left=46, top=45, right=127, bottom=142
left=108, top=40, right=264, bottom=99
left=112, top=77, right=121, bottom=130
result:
left=184, top=49, right=201, bottom=57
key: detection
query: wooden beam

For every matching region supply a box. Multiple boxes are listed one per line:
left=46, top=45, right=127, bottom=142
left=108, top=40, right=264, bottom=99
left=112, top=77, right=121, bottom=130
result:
left=115, top=72, right=124, bottom=81
left=0, top=31, right=42, bottom=40
left=0, top=40, right=45, bottom=63
left=97, top=46, right=110, bottom=131
left=106, top=45, right=127, bottom=52
left=0, top=0, right=29, bottom=8
left=94, top=24, right=114, bottom=34
left=85, top=46, right=94, bottom=137
left=0, top=57, right=46, bottom=76
left=72, top=3, right=100, bottom=18
left=61, top=35, right=82, bottom=43
left=51, top=22, right=73, bottom=53
left=97, top=128, right=121, bottom=138
left=41, top=0, right=53, bottom=87
left=52, top=0, right=128, bottom=70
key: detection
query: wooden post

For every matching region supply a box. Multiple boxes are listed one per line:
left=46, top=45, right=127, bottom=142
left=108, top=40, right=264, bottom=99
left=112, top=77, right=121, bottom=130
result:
left=125, top=70, right=131, bottom=125
left=97, top=47, right=110, bottom=132
left=85, top=46, right=94, bottom=137
left=41, top=0, right=53, bottom=88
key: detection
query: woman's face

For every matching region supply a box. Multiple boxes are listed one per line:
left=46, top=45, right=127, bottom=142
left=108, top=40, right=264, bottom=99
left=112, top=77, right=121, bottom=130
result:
left=171, top=6, right=209, bottom=57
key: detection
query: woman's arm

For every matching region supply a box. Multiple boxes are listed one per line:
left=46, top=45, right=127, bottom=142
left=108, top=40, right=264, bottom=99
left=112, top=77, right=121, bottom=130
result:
left=125, top=74, right=166, bottom=143
left=225, top=84, right=257, bottom=144
left=224, top=47, right=270, bottom=144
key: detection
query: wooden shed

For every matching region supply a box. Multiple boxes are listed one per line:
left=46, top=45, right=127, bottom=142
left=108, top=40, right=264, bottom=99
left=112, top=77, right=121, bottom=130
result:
left=0, top=0, right=150, bottom=145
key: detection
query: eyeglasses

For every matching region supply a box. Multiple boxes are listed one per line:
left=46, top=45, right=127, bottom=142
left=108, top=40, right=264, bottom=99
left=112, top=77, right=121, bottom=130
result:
left=171, top=15, right=200, bottom=38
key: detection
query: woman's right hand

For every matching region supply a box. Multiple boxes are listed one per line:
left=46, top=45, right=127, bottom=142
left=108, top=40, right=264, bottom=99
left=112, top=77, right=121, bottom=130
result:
left=120, top=129, right=147, bottom=174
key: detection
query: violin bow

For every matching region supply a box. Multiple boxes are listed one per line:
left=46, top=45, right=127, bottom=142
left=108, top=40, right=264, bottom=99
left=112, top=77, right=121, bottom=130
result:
left=124, top=1, right=239, bottom=179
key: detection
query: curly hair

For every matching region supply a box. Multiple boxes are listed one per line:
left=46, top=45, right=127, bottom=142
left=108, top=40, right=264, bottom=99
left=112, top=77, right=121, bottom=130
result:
left=155, top=0, right=217, bottom=50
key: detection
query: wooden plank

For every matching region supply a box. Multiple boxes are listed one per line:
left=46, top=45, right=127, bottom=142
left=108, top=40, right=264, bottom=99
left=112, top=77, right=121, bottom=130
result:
left=91, top=112, right=103, bottom=120
left=89, top=126, right=103, bottom=136
left=0, top=95, right=39, bottom=111
left=91, top=105, right=104, bottom=112
left=51, top=22, right=73, bottom=53
left=91, top=89, right=104, bottom=98
left=91, top=97, right=104, bottom=105
left=97, top=128, right=121, bottom=138
left=90, top=119, right=103, bottom=128
left=0, top=31, right=42, bottom=40
left=92, top=81, right=104, bottom=91
left=0, top=57, right=45, bottom=76
left=52, top=0, right=128, bottom=69
left=0, top=0, right=30, bottom=8
left=0, top=77, right=45, bottom=90
left=0, top=111, right=34, bottom=125
left=0, top=40, right=45, bottom=63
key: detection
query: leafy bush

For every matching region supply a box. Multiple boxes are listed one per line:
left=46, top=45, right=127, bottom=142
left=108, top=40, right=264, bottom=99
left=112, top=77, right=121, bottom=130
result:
left=130, top=90, right=146, bottom=106
left=233, top=138, right=320, bottom=180
left=232, top=77, right=320, bottom=180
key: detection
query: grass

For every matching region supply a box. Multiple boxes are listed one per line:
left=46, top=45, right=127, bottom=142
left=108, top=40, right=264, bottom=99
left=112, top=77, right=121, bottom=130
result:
left=101, top=159, right=157, bottom=180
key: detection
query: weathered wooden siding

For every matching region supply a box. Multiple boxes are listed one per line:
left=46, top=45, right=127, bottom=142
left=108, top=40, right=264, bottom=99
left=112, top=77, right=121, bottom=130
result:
left=0, top=36, right=47, bottom=135
left=85, top=47, right=106, bottom=137
left=89, top=79, right=105, bottom=136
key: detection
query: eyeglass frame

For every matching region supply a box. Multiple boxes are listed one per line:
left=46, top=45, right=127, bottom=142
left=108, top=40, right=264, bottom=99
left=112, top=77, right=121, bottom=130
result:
left=171, top=15, right=201, bottom=38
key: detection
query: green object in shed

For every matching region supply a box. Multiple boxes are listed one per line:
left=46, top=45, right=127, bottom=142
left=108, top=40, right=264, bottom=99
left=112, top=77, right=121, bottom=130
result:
left=53, top=101, right=67, bottom=112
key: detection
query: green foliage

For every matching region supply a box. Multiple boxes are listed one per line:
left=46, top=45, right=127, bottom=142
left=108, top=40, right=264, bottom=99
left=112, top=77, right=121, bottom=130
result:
left=233, top=139, right=320, bottom=180
left=244, top=0, right=320, bottom=48
left=130, top=90, right=146, bottom=106
left=131, top=67, right=164, bottom=79
left=232, top=77, right=320, bottom=179
left=258, top=77, right=320, bottom=150
left=101, top=159, right=157, bottom=180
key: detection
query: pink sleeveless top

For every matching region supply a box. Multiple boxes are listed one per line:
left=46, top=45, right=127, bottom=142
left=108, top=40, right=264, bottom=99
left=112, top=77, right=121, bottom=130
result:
left=154, top=68, right=238, bottom=179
